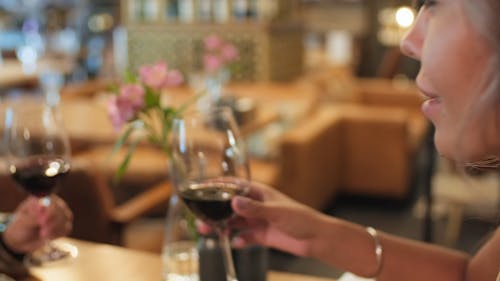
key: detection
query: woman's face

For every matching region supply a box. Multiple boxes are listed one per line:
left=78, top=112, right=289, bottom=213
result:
left=401, top=0, right=495, bottom=161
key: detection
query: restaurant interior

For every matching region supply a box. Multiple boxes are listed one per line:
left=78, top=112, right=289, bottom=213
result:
left=0, top=0, right=498, bottom=280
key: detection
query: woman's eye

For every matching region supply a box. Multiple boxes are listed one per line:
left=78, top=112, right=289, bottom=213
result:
left=414, top=0, right=437, bottom=10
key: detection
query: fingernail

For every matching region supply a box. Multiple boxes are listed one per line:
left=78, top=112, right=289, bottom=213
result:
left=235, top=196, right=251, bottom=210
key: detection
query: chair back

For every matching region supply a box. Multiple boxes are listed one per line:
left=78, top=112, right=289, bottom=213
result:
left=275, top=107, right=343, bottom=209
left=0, top=170, right=27, bottom=212
left=58, top=159, right=118, bottom=244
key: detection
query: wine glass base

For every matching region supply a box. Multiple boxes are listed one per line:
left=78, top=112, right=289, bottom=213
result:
left=25, top=241, right=78, bottom=267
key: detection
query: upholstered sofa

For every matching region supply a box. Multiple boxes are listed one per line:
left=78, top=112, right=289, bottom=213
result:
left=251, top=79, right=429, bottom=210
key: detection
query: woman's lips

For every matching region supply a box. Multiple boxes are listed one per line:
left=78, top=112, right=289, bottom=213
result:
left=418, top=86, right=441, bottom=119
left=417, top=86, right=438, bottom=99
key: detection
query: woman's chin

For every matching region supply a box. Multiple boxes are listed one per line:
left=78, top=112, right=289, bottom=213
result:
left=433, top=132, right=459, bottom=162
left=434, top=135, right=494, bottom=166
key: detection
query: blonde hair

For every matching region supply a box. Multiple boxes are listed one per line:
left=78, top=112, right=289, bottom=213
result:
left=459, top=0, right=500, bottom=169
left=463, top=0, right=500, bottom=94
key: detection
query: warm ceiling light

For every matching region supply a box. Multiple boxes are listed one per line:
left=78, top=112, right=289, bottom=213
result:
left=395, top=6, right=415, bottom=28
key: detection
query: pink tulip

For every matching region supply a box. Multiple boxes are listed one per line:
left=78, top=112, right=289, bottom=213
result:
left=107, top=96, right=120, bottom=130
left=139, top=61, right=184, bottom=90
left=120, top=84, right=145, bottom=108
left=204, top=35, right=222, bottom=51
left=204, top=54, right=223, bottom=73
left=107, top=61, right=184, bottom=134
left=203, top=35, right=238, bottom=74
left=107, top=96, right=129, bottom=131
left=107, top=83, right=145, bottom=131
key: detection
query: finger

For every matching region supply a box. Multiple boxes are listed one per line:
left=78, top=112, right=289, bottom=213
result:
left=55, top=207, right=74, bottom=237
left=16, top=196, right=38, bottom=215
left=40, top=201, right=73, bottom=239
left=41, top=196, right=73, bottom=223
left=41, top=215, right=72, bottom=239
left=232, top=230, right=263, bottom=246
left=208, top=178, right=266, bottom=201
left=232, top=196, right=271, bottom=219
left=227, top=217, right=249, bottom=229
left=244, top=185, right=265, bottom=201
left=227, top=217, right=264, bottom=230
left=50, top=195, right=71, bottom=214
left=53, top=196, right=74, bottom=224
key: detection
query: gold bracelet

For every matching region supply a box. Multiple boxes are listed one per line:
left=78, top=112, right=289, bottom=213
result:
left=366, top=227, right=384, bottom=278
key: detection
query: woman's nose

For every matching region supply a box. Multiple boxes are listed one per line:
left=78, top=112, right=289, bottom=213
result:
left=401, top=34, right=419, bottom=60
left=400, top=15, right=423, bottom=61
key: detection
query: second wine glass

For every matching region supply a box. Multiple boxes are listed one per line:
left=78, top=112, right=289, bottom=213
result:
left=170, top=107, right=250, bottom=281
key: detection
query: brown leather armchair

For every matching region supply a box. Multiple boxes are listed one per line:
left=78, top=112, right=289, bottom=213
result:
left=338, top=104, right=422, bottom=198
left=251, top=101, right=428, bottom=210
left=277, top=109, right=343, bottom=208
left=250, top=108, right=343, bottom=209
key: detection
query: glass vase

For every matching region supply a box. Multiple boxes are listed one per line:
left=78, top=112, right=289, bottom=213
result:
left=162, top=193, right=200, bottom=281
left=197, top=68, right=230, bottom=114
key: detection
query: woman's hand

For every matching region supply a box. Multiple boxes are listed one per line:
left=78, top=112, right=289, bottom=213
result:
left=230, top=181, right=328, bottom=257
left=3, top=195, right=73, bottom=254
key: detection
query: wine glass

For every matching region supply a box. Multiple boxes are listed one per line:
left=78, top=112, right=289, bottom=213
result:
left=170, top=107, right=251, bottom=281
left=3, top=93, right=75, bottom=266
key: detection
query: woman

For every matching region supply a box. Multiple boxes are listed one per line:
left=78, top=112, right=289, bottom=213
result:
left=230, top=1, right=500, bottom=280
left=0, top=196, right=73, bottom=279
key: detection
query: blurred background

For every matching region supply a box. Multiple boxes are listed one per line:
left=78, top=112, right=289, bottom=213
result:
left=0, top=0, right=498, bottom=279
left=0, top=0, right=422, bottom=81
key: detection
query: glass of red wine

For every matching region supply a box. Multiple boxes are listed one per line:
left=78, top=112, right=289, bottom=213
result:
left=170, top=107, right=251, bottom=281
left=3, top=93, right=75, bottom=266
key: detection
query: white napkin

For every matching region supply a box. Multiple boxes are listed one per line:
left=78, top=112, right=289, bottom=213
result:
left=338, top=272, right=375, bottom=281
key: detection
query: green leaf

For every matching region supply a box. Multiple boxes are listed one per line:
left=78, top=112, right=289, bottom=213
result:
left=111, top=125, right=136, bottom=156
left=162, top=106, right=176, bottom=122
left=162, top=107, right=176, bottom=117
left=144, top=87, right=160, bottom=108
left=114, top=137, right=141, bottom=183
left=183, top=208, right=200, bottom=242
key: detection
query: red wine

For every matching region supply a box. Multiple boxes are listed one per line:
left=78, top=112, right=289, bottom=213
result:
left=10, top=157, right=70, bottom=197
left=180, top=182, right=245, bottom=223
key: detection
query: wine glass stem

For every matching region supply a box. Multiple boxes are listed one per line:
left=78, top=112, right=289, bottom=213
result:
left=39, top=196, right=52, bottom=247
left=216, top=227, right=238, bottom=281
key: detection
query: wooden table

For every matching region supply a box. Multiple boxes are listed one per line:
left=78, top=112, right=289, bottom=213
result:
left=27, top=238, right=336, bottom=281
left=0, top=92, right=279, bottom=154
left=0, top=58, right=74, bottom=88
left=60, top=94, right=281, bottom=151
left=63, top=98, right=279, bottom=141
left=57, top=81, right=320, bottom=149
left=60, top=99, right=118, bottom=149
left=0, top=59, right=37, bottom=87
left=174, top=82, right=319, bottom=126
